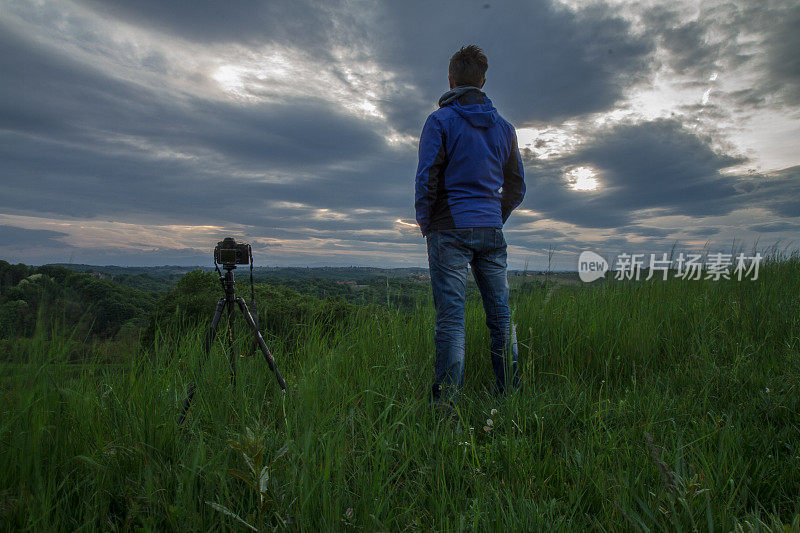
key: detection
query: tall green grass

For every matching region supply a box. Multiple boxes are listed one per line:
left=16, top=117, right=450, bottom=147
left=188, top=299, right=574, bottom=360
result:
left=1, top=256, right=799, bottom=530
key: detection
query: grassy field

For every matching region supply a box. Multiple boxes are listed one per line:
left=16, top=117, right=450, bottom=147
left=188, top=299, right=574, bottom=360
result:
left=1, top=256, right=799, bottom=531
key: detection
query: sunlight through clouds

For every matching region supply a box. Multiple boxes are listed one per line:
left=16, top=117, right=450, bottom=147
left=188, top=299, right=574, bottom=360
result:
left=565, top=167, right=600, bottom=191
left=516, top=126, right=582, bottom=159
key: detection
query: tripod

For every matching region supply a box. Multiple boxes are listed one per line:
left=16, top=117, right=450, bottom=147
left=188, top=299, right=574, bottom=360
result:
left=178, top=263, right=287, bottom=425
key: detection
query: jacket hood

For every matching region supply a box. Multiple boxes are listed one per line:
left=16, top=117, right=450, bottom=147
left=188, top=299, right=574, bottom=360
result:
left=438, top=86, right=498, bottom=129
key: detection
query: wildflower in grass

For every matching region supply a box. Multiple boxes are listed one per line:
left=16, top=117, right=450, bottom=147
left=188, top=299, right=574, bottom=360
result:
left=765, top=387, right=771, bottom=393
left=490, top=408, right=498, bottom=416
left=345, top=508, right=354, bottom=519
left=486, top=418, right=493, bottom=427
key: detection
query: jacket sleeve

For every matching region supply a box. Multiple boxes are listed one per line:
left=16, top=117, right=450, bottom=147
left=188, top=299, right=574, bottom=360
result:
left=414, top=114, right=447, bottom=235
left=501, top=128, right=526, bottom=223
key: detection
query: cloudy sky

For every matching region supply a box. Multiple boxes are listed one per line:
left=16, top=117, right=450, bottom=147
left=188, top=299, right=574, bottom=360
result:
left=1, top=0, right=798, bottom=269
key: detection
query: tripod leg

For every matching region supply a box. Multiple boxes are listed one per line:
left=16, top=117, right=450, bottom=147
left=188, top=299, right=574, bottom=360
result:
left=227, top=301, right=237, bottom=385
left=246, top=299, right=258, bottom=357
left=235, top=297, right=287, bottom=391
left=203, top=299, right=226, bottom=354
left=179, top=298, right=226, bottom=425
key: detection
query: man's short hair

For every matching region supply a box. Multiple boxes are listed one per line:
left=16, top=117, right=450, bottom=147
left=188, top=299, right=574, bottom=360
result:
left=449, top=45, right=488, bottom=87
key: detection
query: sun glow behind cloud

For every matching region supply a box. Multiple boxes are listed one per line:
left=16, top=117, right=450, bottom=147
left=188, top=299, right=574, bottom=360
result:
left=565, top=167, right=600, bottom=191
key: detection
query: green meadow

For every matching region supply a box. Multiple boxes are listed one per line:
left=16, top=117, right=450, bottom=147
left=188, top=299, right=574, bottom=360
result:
left=1, top=255, right=799, bottom=531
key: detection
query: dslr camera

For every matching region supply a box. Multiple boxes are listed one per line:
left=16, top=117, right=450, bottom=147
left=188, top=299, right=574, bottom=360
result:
left=214, top=237, right=251, bottom=268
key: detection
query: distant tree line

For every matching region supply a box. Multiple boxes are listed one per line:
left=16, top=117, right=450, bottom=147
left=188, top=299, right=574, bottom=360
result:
left=0, top=262, right=428, bottom=357
left=1, top=259, right=535, bottom=362
left=0, top=260, right=156, bottom=341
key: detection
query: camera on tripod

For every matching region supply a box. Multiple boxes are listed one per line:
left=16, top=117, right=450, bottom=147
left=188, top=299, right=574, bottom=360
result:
left=214, top=237, right=251, bottom=268
left=178, top=235, right=287, bottom=425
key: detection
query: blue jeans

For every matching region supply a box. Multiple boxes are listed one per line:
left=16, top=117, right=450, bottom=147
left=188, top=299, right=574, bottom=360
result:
left=426, top=228, right=518, bottom=404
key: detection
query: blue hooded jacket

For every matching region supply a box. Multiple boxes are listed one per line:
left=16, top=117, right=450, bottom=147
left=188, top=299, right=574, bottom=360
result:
left=414, top=87, right=525, bottom=236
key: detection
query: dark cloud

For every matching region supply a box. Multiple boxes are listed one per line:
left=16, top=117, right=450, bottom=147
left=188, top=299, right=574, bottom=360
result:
left=0, top=24, right=145, bottom=140
left=371, top=0, right=654, bottom=131
left=762, top=3, right=800, bottom=105
left=186, top=100, right=388, bottom=170
left=683, top=227, right=720, bottom=238
left=642, top=3, right=749, bottom=78
left=0, top=21, right=410, bottom=229
left=0, top=26, right=386, bottom=171
left=519, top=118, right=800, bottom=249
left=749, top=221, right=800, bottom=233
left=0, top=128, right=414, bottom=228
left=577, top=120, right=743, bottom=217
left=642, top=1, right=800, bottom=108
left=739, top=166, right=800, bottom=218
left=521, top=119, right=746, bottom=228
left=619, top=226, right=674, bottom=238
left=0, top=225, right=69, bottom=248
left=74, top=0, right=339, bottom=50
left=509, top=228, right=568, bottom=241
left=84, top=0, right=656, bottom=131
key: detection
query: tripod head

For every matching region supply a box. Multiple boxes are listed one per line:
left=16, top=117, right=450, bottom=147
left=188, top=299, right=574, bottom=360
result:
left=214, top=237, right=251, bottom=271
left=212, top=237, right=256, bottom=303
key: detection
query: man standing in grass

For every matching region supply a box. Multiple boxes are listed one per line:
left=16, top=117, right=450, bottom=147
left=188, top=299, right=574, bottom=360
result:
left=415, top=45, right=525, bottom=408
